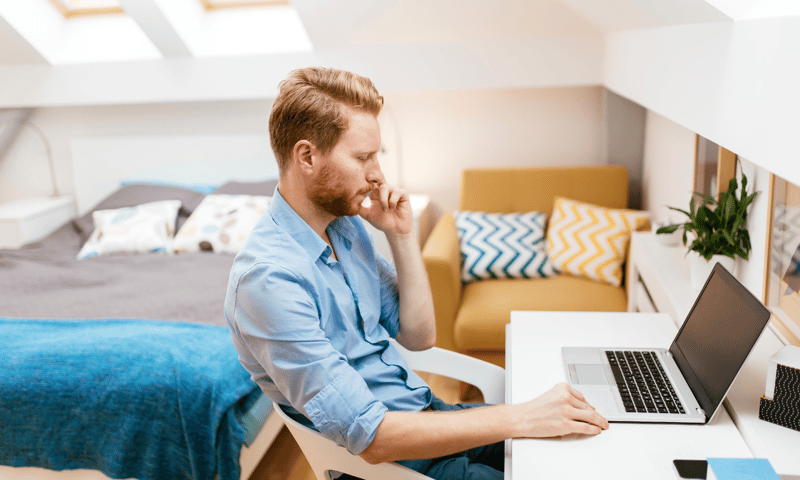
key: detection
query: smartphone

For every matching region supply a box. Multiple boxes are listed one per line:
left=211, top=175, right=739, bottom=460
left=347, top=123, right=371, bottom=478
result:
left=673, top=459, right=708, bottom=479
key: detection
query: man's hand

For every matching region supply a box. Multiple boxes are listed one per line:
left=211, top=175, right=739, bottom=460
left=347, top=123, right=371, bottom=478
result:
left=359, top=183, right=412, bottom=235
left=515, top=382, right=609, bottom=438
left=361, top=382, right=609, bottom=464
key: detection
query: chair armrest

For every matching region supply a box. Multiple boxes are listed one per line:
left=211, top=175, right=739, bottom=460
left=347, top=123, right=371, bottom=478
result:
left=421, top=213, right=462, bottom=352
left=391, top=339, right=505, bottom=405
left=272, top=401, right=432, bottom=480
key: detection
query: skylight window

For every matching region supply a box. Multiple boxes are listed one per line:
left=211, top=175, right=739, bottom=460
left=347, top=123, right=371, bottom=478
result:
left=49, top=0, right=124, bottom=18
left=199, top=0, right=289, bottom=11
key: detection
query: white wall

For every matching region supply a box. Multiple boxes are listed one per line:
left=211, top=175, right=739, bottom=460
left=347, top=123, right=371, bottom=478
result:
left=641, top=110, right=696, bottom=226
left=605, top=16, right=800, bottom=189
left=385, top=85, right=605, bottom=214
left=0, top=100, right=273, bottom=204
left=641, top=109, right=773, bottom=301
left=1, top=86, right=606, bottom=218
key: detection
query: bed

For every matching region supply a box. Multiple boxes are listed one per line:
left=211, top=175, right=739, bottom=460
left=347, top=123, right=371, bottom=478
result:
left=0, top=168, right=284, bottom=480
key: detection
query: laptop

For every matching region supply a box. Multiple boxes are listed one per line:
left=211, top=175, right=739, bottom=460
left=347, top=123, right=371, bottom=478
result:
left=562, top=262, right=771, bottom=423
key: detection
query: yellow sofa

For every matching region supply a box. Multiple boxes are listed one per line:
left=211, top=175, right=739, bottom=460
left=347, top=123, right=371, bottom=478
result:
left=421, top=166, right=644, bottom=367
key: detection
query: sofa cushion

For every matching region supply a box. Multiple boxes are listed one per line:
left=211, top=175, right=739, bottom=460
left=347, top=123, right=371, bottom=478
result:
left=455, top=210, right=555, bottom=283
left=546, top=197, right=649, bottom=287
left=453, top=276, right=627, bottom=351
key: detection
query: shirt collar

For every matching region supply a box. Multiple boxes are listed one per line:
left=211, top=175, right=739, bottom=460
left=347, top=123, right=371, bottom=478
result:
left=269, top=188, right=358, bottom=261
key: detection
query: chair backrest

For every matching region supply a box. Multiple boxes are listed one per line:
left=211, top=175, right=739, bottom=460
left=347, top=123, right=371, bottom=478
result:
left=389, top=340, right=505, bottom=405
left=271, top=341, right=506, bottom=480
left=271, top=401, right=432, bottom=480
left=460, top=166, right=629, bottom=213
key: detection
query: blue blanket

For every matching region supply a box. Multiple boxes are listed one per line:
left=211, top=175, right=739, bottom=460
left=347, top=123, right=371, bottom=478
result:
left=0, top=318, right=260, bottom=480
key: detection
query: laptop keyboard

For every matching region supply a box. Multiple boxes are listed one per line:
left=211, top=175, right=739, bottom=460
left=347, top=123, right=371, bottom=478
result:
left=606, top=351, right=686, bottom=414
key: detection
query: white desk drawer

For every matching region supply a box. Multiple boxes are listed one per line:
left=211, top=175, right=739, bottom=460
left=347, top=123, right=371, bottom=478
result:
left=634, top=279, right=657, bottom=313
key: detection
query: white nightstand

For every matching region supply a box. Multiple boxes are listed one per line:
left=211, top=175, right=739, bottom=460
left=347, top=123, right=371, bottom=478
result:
left=0, top=196, right=76, bottom=248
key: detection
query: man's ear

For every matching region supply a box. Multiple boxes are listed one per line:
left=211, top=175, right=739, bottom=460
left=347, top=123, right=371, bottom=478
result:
left=292, top=140, right=316, bottom=174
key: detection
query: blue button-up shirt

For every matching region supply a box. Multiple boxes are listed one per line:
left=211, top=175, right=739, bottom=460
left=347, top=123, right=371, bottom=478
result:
left=225, top=189, right=432, bottom=455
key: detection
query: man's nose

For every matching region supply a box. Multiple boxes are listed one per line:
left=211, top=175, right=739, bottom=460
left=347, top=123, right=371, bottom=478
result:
left=367, top=162, right=385, bottom=185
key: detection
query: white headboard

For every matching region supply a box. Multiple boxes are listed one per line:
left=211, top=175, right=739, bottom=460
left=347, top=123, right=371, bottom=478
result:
left=70, top=134, right=279, bottom=215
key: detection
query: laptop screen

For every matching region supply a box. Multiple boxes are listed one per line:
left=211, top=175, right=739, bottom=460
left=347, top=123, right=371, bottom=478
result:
left=669, top=263, right=771, bottom=418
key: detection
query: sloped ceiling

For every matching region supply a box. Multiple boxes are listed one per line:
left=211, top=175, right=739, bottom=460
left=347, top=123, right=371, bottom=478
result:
left=558, top=0, right=729, bottom=32
left=0, top=15, right=47, bottom=64
left=0, top=0, right=756, bottom=106
left=294, top=0, right=603, bottom=48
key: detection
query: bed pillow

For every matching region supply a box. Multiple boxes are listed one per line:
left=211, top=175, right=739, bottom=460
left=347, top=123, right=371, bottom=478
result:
left=211, top=179, right=279, bottom=196
left=545, top=197, right=650, bottom=287
left=72, top=185, right=206, bottom=241
left=455, top=210, right=555, bottom=283
left=173, top=194, right=271, bottom=254
left=76, top=200, right=182, bottom=260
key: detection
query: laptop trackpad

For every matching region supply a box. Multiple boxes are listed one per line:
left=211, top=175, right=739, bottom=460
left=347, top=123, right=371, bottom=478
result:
left=574, top=385, right=619, bottom=416
left=573, top=364, right=609, bottom=385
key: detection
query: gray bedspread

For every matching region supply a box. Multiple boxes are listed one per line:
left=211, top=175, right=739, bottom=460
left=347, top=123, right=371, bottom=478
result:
left=0, top=222, right=234, bottom=325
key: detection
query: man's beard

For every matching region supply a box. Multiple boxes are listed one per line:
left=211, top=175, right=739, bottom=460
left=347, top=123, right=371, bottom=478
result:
left=310, top=162, right=370, bottom=217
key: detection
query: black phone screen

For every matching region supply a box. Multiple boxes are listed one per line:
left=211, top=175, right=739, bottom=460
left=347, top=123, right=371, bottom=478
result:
left=673, top=459, right=708, bottom=479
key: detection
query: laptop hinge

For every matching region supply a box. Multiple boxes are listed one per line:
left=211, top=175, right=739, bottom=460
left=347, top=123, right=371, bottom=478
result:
left=696, top=408, right=706, bottom=417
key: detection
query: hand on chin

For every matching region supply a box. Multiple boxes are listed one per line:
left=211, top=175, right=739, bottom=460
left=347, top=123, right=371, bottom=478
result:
left=358, top=188, right=411, bottom=235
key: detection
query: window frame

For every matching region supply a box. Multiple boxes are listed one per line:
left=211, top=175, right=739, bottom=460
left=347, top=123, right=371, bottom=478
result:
left=198, top=0, right=289, bottom=11
left=48, top=0, right=124, bottom=18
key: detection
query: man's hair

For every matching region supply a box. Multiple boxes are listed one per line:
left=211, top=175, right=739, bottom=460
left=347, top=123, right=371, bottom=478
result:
left=269, top=67, right=384, bottom=173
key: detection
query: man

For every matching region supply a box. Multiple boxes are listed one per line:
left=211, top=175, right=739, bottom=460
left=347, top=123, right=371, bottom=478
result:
left=224, top=67, right=608, bottom=479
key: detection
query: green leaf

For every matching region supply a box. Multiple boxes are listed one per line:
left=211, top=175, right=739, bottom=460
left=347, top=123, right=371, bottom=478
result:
left=721, top=229, right=735, bottom=246
left=722, top=193, right=736, bottom=222
left=694, top=192, right=717, bottom=206
left=656, top=225, right=680, bottom=234
left=727, top=176, right=738, bottom=194
left=666, top=206, right=691, bottom=218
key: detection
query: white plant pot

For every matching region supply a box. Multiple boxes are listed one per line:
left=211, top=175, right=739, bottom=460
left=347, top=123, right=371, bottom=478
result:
left=688, top=251, right=736, bottom=290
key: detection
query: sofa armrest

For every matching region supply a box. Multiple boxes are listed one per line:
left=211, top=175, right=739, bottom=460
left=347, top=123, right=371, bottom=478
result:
left=421, top=213, right=462, bottom=352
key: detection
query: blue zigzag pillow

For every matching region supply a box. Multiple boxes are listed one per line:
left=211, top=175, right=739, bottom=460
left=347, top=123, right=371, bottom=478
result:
left=455, top=211, right=556, bottom=283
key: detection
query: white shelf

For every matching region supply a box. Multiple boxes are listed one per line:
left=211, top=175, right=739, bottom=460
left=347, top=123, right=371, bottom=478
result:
left=0, top=196, right=76, bottom=248
left=628, top=232, right=800, bottom=477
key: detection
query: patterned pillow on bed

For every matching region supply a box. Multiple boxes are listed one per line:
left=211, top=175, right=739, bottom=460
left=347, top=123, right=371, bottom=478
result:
left=76, top=200, right=182, bottom=260
left=72, top=184, right=206, bottom=242
left=173, top=194, right=271, bottom=254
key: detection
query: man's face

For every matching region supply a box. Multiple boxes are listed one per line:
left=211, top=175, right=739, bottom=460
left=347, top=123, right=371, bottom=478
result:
left=310, top=109, right=384, bottom=217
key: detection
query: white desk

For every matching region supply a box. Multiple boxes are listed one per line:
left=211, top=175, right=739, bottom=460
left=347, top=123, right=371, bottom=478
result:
left=628, top=233, right=800, bottom=475
left=506, top=311, right=751, bottom=480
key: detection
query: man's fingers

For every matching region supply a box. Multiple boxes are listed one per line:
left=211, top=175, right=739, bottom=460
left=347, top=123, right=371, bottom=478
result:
left=377, top=183, right=389, bottom=211
left=571, top=404, right=609, bottom=430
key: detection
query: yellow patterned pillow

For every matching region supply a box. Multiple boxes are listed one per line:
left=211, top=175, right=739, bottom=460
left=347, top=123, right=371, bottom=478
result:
left=546, top=197, right=649, bottom=287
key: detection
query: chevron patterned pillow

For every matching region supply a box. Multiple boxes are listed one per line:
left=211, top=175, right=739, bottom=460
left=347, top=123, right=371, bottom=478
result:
left=455, top=211, right=555, bottom=283
left=546, top=197, right=649, bottom=287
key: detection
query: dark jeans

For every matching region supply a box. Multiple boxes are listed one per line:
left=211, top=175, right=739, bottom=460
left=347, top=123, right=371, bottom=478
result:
left=394, top=396, right=504, bottom=480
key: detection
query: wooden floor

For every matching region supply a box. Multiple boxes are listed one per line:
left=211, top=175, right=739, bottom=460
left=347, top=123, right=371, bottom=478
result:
left=248, top=373, right=480, bottom=480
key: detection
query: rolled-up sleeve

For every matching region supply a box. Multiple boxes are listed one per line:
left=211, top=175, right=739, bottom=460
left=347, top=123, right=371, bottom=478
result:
left=230, top=261, right=387, bottom=455
left=304, top=370, right=388, bottom=453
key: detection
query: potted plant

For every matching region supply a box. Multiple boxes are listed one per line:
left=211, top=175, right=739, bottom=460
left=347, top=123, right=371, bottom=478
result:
left=656, top=168, right=758, bottom=289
